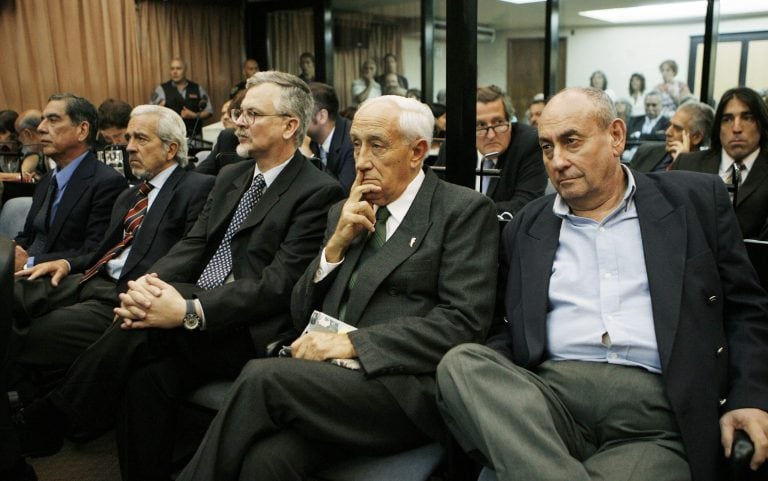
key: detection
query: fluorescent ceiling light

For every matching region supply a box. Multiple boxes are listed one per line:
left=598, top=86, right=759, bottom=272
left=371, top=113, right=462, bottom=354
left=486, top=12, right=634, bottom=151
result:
left=580, top=0, right=768, bottom=24
left=499, top=0, right=545, bottom=4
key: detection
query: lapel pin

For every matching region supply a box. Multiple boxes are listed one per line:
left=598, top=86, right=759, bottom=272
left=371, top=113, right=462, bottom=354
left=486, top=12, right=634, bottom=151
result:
left=409, top=237, right=416, bottom=247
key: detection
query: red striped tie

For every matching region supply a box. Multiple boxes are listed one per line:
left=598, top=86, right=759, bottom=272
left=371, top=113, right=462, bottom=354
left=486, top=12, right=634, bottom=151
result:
left=80, top=182, right=153, bottom=284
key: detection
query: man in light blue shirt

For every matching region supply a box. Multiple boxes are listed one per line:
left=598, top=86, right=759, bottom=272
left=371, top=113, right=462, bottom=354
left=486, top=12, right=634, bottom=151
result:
left=437, top=87, right=768, bottom=481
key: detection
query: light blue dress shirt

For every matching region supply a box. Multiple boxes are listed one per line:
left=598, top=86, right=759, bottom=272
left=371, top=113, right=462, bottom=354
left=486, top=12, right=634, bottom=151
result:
left=547, top=166, right=661, bottom=373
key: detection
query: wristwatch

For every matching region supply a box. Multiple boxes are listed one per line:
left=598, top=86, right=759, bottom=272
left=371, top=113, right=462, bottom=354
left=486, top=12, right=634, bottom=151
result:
left=182, top=299, right=201, bottom=330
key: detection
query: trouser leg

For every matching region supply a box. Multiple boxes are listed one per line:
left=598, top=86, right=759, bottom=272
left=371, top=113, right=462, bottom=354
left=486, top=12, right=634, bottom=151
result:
left=236, top=430, right=342, bottom=481
left=436, top=344, right=591, bottom=481
left=118, top=328, right=257, bottom=481
left=178, top=357, right=431, bottom=481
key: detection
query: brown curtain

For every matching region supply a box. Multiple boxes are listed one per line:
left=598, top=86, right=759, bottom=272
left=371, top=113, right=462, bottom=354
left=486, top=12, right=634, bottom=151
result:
left=333, top=12, right=402, bottom=110
left=267, top=9, right=314, bottom=76
left=0, top=0, right=243, bottom=118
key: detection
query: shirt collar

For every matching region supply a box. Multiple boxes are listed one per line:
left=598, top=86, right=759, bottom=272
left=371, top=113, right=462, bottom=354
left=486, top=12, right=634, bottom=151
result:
left=719, top=147, right=760, bottom=175
left=53, top=150, right=89, bottom=188
left=553, top=164, right=637, bottom=219
left=254, top=154, right=292, bottom=187
left=147, top=163, right=177, bottom=191
left=380, top=169, right=425, bottom=225
left=321, top=127, right=335, bottom=154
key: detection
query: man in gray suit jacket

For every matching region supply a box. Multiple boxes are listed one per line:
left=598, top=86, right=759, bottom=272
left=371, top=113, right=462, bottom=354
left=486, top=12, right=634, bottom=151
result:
left=671, top=87, right=768, bottom=240
left=629, top=101, right=713, bottom=172
left=177, top=96, right=499, bottom=481
left=437, top=88, right=768, bottom=481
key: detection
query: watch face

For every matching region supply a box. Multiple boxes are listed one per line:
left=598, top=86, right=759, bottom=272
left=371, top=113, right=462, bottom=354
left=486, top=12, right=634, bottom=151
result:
left=183, top=314, right=200, bottom=330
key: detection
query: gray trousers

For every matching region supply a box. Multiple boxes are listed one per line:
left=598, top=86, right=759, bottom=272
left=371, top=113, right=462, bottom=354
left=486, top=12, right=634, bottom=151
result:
left=436, top=344, right=690, bottom=481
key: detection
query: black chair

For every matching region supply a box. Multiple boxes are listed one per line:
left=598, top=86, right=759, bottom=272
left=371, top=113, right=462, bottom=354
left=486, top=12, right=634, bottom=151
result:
left=0, top=237, right=18, bottom=469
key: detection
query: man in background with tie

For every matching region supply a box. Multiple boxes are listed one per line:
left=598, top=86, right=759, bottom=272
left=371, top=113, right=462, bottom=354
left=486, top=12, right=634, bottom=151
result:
left=7, top=72, right=345, bottom=481
left=13, top=93, right=127, bottom=272
left=176, top=95, right=498, bottom=481
left=307, top=82, right=355, bottom=192
left=672, top=86, right=768, bottom=240
left=436, top=85, right=546, bottom=216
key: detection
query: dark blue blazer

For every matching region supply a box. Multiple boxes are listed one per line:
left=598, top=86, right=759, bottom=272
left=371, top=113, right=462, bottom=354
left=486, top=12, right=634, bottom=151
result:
left=15, top=151, right=128, bottom=264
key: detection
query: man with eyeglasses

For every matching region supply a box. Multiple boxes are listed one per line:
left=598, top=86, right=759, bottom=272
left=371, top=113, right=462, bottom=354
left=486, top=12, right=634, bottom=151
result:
left=7, top=72, right=346, bottom=481
left=438, top=85, right=546, bottom=216
left=672, top=86, right=768, bottom=240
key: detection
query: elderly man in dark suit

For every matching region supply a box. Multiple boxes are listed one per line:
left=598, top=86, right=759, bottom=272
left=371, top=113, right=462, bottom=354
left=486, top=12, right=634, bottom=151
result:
left=1, top=105, right=214, bottom=480
left=8, top=104, right=214, bottom=398
left=307, top=82, right=355, bottom=192
left=437, top=87, right=768, bottom=481
left=671, top=86, right=768, bottom=240
left=176, top=95, right=499, bottom=481
left=14, top=93, right=127, bottom=272
left=8, top=72, right=345, bottom=481
left=630, top=101, right=713, bottom=172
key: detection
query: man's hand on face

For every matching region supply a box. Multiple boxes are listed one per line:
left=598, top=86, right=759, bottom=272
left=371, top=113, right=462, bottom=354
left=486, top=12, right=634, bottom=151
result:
left=324, top=170, right=381, bottom=263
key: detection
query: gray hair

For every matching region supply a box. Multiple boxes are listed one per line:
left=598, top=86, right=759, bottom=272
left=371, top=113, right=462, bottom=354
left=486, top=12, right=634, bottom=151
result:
left=555, top=87, right=616, bottom=129
left=358, top=95, right=434, bottom=160
left=130, top=104, right=189, bottom=167
left=245, top=71, right=314, bottom=148
left=677, top=101, right=715, bottom=147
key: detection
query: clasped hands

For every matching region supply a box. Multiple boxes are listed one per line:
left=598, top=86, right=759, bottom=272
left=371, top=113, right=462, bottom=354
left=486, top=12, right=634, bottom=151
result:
left=115, top=273, right=186, bottom=329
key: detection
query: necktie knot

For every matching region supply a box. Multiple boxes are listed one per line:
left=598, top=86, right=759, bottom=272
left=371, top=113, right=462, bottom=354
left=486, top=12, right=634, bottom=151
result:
left=138, top=181, right=153, bottom=196
left=375, top=206, right=390, bottom=223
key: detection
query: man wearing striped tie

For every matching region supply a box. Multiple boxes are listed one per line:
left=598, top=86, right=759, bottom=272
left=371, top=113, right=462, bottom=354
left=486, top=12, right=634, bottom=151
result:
left=5, top=72, right=345, bottom=481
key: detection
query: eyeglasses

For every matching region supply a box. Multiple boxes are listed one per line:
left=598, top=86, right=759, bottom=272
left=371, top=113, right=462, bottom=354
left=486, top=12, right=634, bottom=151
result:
left=476, top=122, right=510, bottom=137
left=230, top=109, right=291, bottom=126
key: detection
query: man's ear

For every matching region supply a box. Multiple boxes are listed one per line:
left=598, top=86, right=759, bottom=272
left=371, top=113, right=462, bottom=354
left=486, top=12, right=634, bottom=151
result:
left=317, top=108, right=329, bottom=124
left=410, top=139, right=429, bottom=167
left=609, top=118, right=626, bottom=156
left=690, top=131, right=704, bottom=148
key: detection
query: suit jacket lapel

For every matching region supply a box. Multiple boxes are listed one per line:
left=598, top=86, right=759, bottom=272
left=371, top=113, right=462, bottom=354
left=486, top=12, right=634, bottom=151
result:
left=47, top=154, right=95, bottom=244
left=122, top=166, right=184, bottom=278
left=519, top=199, right=560, bottom=359
left=339, top=169, right=437, bottom=325
left=735, top=151, right=768, bottom=206
left=633, top=173, right=687, bottom=372
left=209, top=161, right=254, bottom=236
left=326, top=118, right=347, bottom=176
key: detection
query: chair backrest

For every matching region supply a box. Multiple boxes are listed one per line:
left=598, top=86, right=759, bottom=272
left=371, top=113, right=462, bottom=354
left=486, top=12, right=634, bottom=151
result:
left=0, top=196, right=33, bottom=239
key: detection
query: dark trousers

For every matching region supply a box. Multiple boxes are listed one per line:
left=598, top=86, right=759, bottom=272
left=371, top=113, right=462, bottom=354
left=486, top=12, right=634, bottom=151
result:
left=7, top=273, right=116, bottom=400
left=45, top=321, right=257, bottom=481
left=177, top=357, right=433, bottom=481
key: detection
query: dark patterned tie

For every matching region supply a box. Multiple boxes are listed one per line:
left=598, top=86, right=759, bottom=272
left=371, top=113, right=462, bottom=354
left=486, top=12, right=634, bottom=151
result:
left=196, top=174, right=266, bottom=289
left=339, top=206, right=390, bottom=322
left=731, top=161, right=746, bottom=206
left=80, top=182, right=153, bottom=283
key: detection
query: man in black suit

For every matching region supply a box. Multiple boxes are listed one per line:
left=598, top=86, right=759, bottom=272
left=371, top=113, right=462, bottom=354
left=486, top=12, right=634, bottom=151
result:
left=436, top=87, right=768, bottom=481
left=176, top=95, right=499, bottom=481
left=627, top=91, right=670, bottom=141
left=9, top=72, right=345, bottom=481
left=9, top=104, right=214, bottom=399
left=14, top=93, right=127, bottom=272
left=436, top=85, right=546, bottom=216
left=672, top=87, right=768, bottom=240
left=307, top=82, right=355, bottom=192
left=630, top=101, right=714, bottom=172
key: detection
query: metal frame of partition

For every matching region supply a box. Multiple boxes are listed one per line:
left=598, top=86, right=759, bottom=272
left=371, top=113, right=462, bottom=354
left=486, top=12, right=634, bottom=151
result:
left=244, top=0, right=724, bottom=189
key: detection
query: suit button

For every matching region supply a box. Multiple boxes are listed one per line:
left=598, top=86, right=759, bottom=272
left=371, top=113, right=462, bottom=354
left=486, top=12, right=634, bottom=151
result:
left=716, top=346, right=724, bottom=356
left=719, top=398, right=727, bottom=406
left=388, top=287, right=398, bottom=296
left=707, top=295, right=718, bottom=305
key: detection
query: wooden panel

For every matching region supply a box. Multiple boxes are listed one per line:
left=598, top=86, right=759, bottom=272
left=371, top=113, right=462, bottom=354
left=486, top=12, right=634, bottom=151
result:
left=506, top=38, right=566, bottom=119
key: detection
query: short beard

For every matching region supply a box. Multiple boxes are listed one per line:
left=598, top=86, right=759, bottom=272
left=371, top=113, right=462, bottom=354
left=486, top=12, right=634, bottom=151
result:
left=236, top=143, right=250, bottom=158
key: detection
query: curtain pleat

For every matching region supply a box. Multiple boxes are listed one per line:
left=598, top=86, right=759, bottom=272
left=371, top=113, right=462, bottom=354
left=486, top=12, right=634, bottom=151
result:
left=0, top=0, right=243, bottom=118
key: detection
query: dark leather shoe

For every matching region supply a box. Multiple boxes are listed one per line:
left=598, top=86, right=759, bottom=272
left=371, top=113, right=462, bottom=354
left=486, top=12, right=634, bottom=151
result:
left=13, top=410, right=62, bottom=458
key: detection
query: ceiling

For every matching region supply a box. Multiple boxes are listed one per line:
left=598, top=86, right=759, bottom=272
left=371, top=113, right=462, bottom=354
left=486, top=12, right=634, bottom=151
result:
left=329, top=0, right=751, bottom=31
